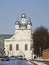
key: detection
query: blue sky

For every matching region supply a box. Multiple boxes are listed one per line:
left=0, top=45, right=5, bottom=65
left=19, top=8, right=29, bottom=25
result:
left=0, top=0, right=49, bottom=34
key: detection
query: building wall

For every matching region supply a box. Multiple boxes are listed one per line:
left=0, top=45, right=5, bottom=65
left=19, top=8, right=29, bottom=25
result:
left=42, top=49, right=49, bottom=59
left=4, top=40, right=32, bottom=59
left=4, top=29, right=32, bottom=59
left=15, top=29, right=31, bottom=40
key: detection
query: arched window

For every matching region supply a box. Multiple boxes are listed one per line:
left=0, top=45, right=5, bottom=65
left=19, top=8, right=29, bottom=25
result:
left=9, top=44, right=12, bottom=51
left=16, top=44, right=19, bottom=50
left=25, top=44, right=28, bottom=50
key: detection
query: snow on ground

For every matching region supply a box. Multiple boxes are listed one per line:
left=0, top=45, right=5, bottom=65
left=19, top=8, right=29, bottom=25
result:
left=0, top=60, right=34, bottom=65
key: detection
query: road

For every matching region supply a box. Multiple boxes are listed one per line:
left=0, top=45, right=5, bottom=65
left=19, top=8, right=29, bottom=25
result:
left=0, top=60, right=35, bottom=65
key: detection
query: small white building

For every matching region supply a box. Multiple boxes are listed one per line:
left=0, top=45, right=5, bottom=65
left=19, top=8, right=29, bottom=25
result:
left=4, top=12, right=33, bottom=59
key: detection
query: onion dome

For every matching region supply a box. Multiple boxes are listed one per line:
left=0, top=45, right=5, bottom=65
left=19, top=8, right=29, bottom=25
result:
left=21, top=13, right=26, bottom=18
left=27, top=17, right=32, bottom=25
left=27, top=21, right=32, bottom=25
left=15, top=21, right=20, bottom=25
left=15, top=16, right=20, bottom=25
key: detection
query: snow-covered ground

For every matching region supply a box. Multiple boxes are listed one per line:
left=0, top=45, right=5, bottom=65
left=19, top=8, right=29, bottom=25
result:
left=0, top=60, right=34, bottom=65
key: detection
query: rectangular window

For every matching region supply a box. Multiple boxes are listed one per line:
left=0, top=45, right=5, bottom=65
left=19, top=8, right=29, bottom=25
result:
left=30, top=44, right=33, bottom=50
left=25, top=44, right=27, bottom=50
left=9, top=44, right=12, bottom=51
left=16, top=44, right=19, bottom=50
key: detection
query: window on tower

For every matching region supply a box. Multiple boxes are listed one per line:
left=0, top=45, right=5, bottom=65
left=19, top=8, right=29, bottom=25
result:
left=30, top=44, right=33, bottom=50
left=25, top=44, right=28, bottom=50
left=16, top=44, right=19, bottom=50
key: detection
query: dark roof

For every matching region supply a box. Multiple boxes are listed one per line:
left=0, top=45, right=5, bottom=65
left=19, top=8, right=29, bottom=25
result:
left=27, top=21, right=32, bottom=25
left=0, top=34, right=13, bottom=39
left=21, top=13, right=26, bottom=18
left=20, top=24, right=27, bottom=29
left=15, top=21, right=20, bottom=25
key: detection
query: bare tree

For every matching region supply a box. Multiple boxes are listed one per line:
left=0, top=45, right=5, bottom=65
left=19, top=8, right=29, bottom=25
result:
left=33, top=26, right=49, bottom=57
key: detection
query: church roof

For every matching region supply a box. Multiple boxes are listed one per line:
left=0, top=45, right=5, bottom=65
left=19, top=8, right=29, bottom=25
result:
left=0, top=34, right=13, bottom=39
left=20, top=24, right=27, bottom=29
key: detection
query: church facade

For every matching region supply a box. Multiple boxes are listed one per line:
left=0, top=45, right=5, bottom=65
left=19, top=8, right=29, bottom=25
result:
left=4, top=12, right=33, bottom=59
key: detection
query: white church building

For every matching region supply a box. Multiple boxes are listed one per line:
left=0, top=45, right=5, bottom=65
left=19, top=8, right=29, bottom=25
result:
left=4, top=12, right=33, bottom=59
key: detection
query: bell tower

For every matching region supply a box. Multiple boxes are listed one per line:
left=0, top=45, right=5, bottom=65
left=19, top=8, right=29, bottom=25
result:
left=15, top=17, right=20, bottom=29
left=21, top=12, right=26, bottom=24
left=27, top=17, right=32, bottom=29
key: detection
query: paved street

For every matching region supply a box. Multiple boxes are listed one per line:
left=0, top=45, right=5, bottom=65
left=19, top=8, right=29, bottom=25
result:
left=0, top=60, right=34, bottom=65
